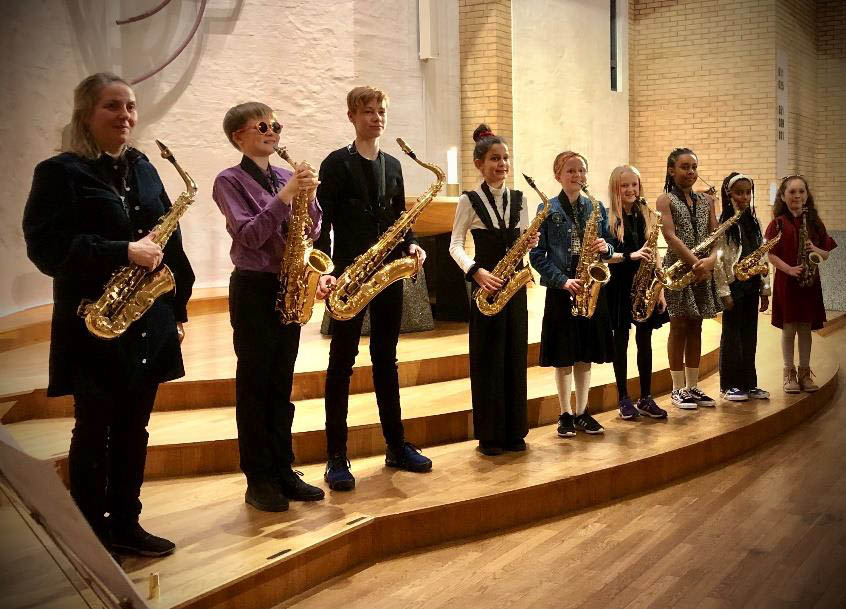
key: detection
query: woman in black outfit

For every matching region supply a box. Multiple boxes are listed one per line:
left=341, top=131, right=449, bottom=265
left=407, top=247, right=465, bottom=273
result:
left=22, top=73, right=194, bottom=557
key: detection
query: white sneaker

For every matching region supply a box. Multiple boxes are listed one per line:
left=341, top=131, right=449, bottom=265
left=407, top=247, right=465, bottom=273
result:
left=747, top=387, right=770, bottom=400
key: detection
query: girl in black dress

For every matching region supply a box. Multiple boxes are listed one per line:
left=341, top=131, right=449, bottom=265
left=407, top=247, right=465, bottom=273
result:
left=530, top=151, right=615, bottom=437
left=449, top=124, right=537, bottom=455
left=606, top=165, right=669, bottom=420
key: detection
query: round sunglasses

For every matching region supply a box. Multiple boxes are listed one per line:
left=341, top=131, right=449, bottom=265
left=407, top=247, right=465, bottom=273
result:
left=239, top=118, right=283, bottom=135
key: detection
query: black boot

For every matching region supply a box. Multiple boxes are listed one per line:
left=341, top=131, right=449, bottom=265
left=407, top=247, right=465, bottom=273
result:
left=277, top=469, right=325, bottom=501
left=110, top=522, right=175, bottom=557
left=245, top=479, right=289, bottom=512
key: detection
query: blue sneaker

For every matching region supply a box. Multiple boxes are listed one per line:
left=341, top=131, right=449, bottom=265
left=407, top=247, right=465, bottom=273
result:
left=619, top=397, right=639, bottom=420
left=721, top=388, right=749, bottom=402
left=747, top=387, right=770, bottom=400
left=635, top=396, right=668, bottom=419
left=386, top=442, right=432, bottom=473
left=324, top=453, right=355, bottom=491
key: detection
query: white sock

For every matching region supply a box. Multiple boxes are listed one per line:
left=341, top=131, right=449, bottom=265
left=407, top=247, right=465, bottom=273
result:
left=671, top=370, right=686, bottom=391
left=573, top=362, right=592, bottom=415
left=685, top=366, right=699, bottom=389
left=554, top=367, right=573, bottom=415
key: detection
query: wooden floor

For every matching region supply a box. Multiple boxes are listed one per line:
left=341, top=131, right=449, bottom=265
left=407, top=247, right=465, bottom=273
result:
left=0, top=290, right=841, bottom=609
left=103, top=322, right=835, bottom=609
left=287, top=331, right=846, bottom=609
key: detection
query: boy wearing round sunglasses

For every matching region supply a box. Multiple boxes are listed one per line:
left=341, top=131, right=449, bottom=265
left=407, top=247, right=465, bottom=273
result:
left=213, top=101, right=325, bottom=512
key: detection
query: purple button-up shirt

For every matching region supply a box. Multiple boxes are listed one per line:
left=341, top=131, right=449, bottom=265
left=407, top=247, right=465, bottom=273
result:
left=213, top=162, right=322, bottom=273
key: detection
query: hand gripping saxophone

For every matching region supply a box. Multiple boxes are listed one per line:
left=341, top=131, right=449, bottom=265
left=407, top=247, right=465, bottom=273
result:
left=326, top=138, right=444, bottom=321
left=571, top=184, right=611, bottom=318
left=797, top=208, right=823, bottom=287
left=79, top=140, right=196, bottom=339
left=474, top=173, right=550, bottom=316
left=630, top=198, right=665, bottom=322
left=733, top=227, right=782, bottom=282
left=273, top=146, right=334, bottom=325
left=661, top=207, right=743, bottom=291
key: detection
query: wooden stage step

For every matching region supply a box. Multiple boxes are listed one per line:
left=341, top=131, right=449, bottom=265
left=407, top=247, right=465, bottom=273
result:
left=4, top=322, right=720, bottom=479
left=1, top=292, right=550, bottom=422
left=114, top=322, right=839, bottom=609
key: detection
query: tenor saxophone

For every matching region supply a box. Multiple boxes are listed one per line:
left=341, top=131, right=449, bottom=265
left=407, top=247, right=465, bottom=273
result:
left=571, top=184, right=611, bottom=318
left=797, top=208, right=822, bottom=287
left=733, top=228, right=781, bottom=281
left=326, top=138, right=444, bottom=321
left=630, top=198, right=664, bottom=322
left=79, top=140, right=196, bottom=339
left=273, top=146, right=334, bottom=325
left=474, top=173, right=550, bottom=316
left=662, top=206, right=743, bottom=291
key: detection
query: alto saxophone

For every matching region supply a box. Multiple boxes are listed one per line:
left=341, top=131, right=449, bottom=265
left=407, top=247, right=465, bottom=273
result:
left=571, top=184, right=611, bottom=318
left=474, top=173, right=550, bottom=316
left=630, top=198, right=664, bottom=322
left=326, top=138, right=444, bottom=321
left=79, top=140, right=196, bottom=339
left=734, top=227, right=782, bottom=281
left=797, top=208, right=823, bottom=287
left=661, top=206, right=743, bottom=291
left=273, top=146, right=334, bottom=325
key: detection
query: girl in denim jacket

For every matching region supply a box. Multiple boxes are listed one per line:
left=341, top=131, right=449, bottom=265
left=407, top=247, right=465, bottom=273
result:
left=530, top=151, right=615, bottom=437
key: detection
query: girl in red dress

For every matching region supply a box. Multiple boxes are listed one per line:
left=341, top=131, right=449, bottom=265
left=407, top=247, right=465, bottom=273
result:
left=765, top=175, right=837, bottom=393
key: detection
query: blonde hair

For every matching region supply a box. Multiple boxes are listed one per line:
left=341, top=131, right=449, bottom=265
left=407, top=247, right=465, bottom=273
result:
left=346, top=85, right=389, bottom=113
left=222, top=101, right=275, bottom=150
left=68, top=72, right=132, bottom=159
left=607, top=165, right=649, bottom=243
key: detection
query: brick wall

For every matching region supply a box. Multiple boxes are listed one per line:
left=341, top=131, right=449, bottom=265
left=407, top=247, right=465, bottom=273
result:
left=629, top=0, right=776, bottom=206
left=777, top=0, right=817, bottom=188
left=815, top=0, right=846, bottom=230
left=458, top=0, right=513, bottom=189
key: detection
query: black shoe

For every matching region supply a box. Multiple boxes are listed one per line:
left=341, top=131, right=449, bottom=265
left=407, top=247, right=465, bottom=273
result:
left=245, top=479, right=289, bottom=512
left=503, top=439, right=527, bottom=452
left=277, top=469, right=325, bottom=501
left=325, top=453, right=356, bottom=491
left=477, top=441, right=503, bottom=456
left=557, top=413, right=576, bottom=437
left=110, top=522, right=175, bottom=557
left=386, top=442, right=433, bottom=472
left=575, top=411, right=605, bottom=434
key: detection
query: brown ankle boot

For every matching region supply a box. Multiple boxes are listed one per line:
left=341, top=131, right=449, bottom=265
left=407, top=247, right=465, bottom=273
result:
left=798, top=366, right=819, bottom=392
left=783, top=366, right=800, bottom=393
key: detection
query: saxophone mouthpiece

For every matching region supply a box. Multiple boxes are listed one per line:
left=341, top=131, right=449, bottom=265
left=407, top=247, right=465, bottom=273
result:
left=155, top=139, right=172, bottom=159
left=396, top=138, right=416, bottom=159
left=522, top=173, right=536, bottom=189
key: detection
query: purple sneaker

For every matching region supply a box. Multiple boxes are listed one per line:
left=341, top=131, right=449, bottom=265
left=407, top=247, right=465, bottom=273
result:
left=636, top=396, right=668, bottom=419
left=619, top=397, right=639, bottom=420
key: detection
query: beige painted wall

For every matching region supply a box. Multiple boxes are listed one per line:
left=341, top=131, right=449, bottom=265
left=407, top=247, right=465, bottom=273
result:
left=1, top=0, right=460, bottom=316
left=512, top=0, right=630, bottom=206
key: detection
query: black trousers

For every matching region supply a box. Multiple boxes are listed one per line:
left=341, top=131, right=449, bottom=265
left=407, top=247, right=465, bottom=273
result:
left=325, top=280, right=405, bottom=456
left=469, top=288, right=529, bottom=445
left=612, top=323, right=654, bottom=399
left=719, top=291, right=760, bottom=391
left=230, top=270, right=299, bottom=483
left=69, top=382, right=158, bottom=541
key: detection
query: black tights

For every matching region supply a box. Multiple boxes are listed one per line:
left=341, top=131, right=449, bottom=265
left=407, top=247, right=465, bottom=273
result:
left=612, top=324, right=654, bottom=400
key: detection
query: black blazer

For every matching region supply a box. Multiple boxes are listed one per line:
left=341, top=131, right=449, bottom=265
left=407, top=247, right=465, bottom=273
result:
left=314, top=142, right=418, bottom=276
left=22, top=149, right=195, bottom=397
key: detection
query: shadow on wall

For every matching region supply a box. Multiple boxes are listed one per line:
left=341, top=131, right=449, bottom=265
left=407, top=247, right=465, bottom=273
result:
left=62, top=0, right=244, bottom=128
